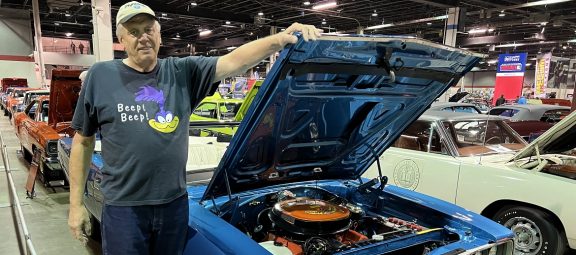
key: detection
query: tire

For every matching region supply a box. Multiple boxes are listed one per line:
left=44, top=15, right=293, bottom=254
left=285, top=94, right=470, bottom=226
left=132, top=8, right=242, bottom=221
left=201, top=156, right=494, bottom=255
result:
left=493, top=206, right=567, bottom=255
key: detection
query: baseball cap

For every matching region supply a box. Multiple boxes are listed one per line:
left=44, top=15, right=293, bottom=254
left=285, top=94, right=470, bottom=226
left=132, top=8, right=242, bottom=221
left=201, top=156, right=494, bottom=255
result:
left=116, top=1, right=157, bottom=27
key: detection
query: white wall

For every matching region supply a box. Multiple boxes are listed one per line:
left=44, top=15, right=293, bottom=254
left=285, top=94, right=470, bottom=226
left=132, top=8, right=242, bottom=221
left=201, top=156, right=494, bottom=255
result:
left=0, top=8, right=39, bottom=86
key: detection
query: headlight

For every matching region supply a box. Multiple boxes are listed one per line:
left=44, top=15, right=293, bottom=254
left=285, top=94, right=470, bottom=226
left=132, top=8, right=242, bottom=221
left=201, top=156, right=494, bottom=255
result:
left=46, top=140, right=58, bottom=156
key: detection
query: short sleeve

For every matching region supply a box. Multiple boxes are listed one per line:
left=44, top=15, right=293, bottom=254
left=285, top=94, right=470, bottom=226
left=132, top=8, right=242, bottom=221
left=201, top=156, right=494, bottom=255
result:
left=183, top=56, right=220, bottom=108
left=71, top=68, right=99, bottom=136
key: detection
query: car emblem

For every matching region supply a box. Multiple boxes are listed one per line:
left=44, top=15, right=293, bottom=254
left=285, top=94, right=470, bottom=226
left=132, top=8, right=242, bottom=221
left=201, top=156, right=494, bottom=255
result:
left=393, top=159, right=420, bottom=190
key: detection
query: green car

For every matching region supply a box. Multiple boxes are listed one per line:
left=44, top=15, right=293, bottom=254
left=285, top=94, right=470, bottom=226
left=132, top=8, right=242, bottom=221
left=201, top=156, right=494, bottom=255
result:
left=190, top=81, right=262, bottom=136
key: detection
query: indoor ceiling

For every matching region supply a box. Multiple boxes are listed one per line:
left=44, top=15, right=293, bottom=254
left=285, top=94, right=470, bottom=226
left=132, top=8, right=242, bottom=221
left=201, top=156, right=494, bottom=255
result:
left=2, top=0, right=576, bottom=70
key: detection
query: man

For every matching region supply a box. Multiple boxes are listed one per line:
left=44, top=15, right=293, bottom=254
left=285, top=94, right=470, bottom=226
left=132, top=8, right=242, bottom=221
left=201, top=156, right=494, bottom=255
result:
left=67, top=1, right=320, bottom=254
left=79, top=42, right=85, bottom=54
left=71, top=41, right=76, bottom=54
left=495, top=94, right=505, bottom=106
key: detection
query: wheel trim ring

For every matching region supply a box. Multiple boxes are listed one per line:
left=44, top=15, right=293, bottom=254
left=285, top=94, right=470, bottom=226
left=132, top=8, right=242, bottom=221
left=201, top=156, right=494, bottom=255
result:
left=503, top=216, right=543, bottom=255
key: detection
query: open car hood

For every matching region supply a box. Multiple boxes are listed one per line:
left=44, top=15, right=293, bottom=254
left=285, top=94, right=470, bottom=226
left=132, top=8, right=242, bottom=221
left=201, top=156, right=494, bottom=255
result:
left=511, top=110, right=576, bottom=161
left=48, top=70, right=82, bottom=125
left=203, top=35, right=482, bottom=200
left=448, top=91, right=469, bottom=102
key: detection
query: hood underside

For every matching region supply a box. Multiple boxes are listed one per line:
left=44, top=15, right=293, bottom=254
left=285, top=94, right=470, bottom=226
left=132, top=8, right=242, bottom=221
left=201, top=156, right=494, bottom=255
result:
left=48, top=69, right=82, bottom=125
left=512, top=110, right=576, bottom=161
left=203, top=35, right=482, bottom=200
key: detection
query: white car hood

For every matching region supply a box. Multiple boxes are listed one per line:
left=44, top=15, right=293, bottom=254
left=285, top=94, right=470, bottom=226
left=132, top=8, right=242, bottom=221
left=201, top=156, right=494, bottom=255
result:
left=510, top=110, right=576, bottom=162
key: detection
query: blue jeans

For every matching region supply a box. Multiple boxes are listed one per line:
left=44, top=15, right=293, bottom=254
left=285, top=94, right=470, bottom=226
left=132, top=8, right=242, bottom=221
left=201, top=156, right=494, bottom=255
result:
left=101, top=194, right=189, bottom=255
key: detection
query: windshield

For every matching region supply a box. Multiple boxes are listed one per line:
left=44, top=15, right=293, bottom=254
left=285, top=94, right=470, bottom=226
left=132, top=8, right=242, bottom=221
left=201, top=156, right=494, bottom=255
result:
left=219, top=102, right=242, bottom=120
left=488, top=108, right=520, bottom=118
left=185, top=122, right=240, bottom=185
left=443, top=120, right=526, bottom=156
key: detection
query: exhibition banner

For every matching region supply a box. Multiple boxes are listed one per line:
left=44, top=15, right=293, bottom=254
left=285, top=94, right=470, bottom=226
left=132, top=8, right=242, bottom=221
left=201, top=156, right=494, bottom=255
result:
left=534, top=53, right=551, bottom=97
left=493, top=53, right=528, bottom=105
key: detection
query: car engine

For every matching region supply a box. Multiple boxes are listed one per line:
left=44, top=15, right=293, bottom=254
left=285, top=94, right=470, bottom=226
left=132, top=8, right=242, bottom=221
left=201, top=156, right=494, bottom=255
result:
left=223, top=187, right=457, bottom=255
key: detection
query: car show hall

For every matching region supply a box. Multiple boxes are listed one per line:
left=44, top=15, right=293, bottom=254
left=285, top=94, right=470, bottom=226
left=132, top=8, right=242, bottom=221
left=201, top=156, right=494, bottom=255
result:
left=1, top=0, right=576, bottom=255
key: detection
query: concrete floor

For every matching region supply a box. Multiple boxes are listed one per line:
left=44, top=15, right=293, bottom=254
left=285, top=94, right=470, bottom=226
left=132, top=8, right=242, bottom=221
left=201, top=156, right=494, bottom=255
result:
left=0, top=115, right=101, bottom=255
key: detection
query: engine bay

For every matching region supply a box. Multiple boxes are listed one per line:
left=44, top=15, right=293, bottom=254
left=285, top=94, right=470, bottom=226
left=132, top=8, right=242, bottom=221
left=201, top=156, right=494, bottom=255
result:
left=218, top=186, right=460, bottom=255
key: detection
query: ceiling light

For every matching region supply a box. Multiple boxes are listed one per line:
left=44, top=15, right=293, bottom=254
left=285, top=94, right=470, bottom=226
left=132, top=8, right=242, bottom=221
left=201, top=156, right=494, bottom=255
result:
left=540, top=22, right=547, bottom=26
left=526, top=63, right=532, bottom=66
left=495, top=43, right=526, bottom=48
left=226, top=46, right=237, bottom=51
left=258, top=11, right=264, bottom=16
left=190, top=2, right=197, bottom=6
left=366, top=23, right=394, bottom=29
left=426, top=22, right=432, bottom=25
left=303, top=1, right=311, bottom=5
left=312, top=1, right=338, bottom=10
left=176, top=33, right=180, bottom=38
left=162, top=13, right=167, bottom=17
left=65, top=32, right=73, bottom=37
left=487, top=59, right=498, bottom=64
left=250, top=32, right=254, bottom=35
left=225, top=21, right=231, bottom=25
left=199, top=30, right=212, bottom=36
left=372, top=10, right=378, bottom=17
left=322, top=18, right=326, bottom=25
left=79, top=1, right=84, bottom=6
left=65, top=13, right=71, bottom=17
left=488, top=28, right=495, bottom=32
left=563, top=46, right=568, bottom=49
left=468, top=28, right=487, bottom=34
left=499, top=11, right=505, bottom=17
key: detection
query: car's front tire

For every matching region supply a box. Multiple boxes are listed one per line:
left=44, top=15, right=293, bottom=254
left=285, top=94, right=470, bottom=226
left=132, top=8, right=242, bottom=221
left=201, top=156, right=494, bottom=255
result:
left=493, top=206, right=567, bottom=255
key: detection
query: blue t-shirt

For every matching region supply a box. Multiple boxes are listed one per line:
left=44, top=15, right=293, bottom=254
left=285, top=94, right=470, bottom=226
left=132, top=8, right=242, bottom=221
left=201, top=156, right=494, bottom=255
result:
left=72, top=57, right=219, bottom=206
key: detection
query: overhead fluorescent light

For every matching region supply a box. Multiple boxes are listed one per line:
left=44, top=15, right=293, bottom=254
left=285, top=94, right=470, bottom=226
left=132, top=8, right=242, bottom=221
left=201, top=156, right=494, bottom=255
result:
left=221, top=25, right=237, bottom=28
left=65, top=32, right=73, bottom=37
left=526, top=63, right=532, bottom=66
left=312, top=1, right=337, bottom=10
left=521, top=0, right=571, bottom=7
left=303, top=1, right=311, bottom=5
left=372, top=10, right=378, bottom=17
left=365, top=15, right=448, bottom=30
left=487, top=59, right=498, bottom=64
left=495, top=43, right=526, bottom=48
left=199, top=30, right=212, bottom=36
left=469, top=28, right=487, bottom=34
left=190, top=2, right=197, bottom=6
left=366, top=23, right=394, bottom=30
left=226, top=46, right=237, bottom=50
left=258, top=11, right=264, bottom=16
left=426, top=22, right=432, bottom=25
left=225, top=21, right=231, bottom=25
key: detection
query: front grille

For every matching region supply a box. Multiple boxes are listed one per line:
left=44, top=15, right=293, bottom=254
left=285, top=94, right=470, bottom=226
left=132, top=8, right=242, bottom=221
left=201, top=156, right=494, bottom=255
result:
left=463, top=240, right=514, bottom=255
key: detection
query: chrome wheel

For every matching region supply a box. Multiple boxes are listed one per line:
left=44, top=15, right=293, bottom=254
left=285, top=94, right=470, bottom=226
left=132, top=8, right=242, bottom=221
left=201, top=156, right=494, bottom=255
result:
left=504, top=217, right=542, bottom=255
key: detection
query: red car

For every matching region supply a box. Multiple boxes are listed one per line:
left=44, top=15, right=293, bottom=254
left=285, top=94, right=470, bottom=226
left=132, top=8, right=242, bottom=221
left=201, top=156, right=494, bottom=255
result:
left=13, top=70, right=81, bottom=186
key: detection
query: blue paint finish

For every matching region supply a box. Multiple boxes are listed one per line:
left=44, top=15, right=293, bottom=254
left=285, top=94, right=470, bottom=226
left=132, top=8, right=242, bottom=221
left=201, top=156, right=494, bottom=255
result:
left=446, top=24, right=458, bottom=30
left=204, top=35, right=481, bottom=199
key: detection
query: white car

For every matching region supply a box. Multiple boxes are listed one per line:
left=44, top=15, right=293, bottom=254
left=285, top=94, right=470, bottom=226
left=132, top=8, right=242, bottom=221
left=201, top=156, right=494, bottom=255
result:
left=364, top=110, right=576, bottom=255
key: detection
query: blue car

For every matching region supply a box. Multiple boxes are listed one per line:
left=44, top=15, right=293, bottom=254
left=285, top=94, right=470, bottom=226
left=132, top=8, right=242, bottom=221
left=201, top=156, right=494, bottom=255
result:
left=59, top=35, right=514, bottom=254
